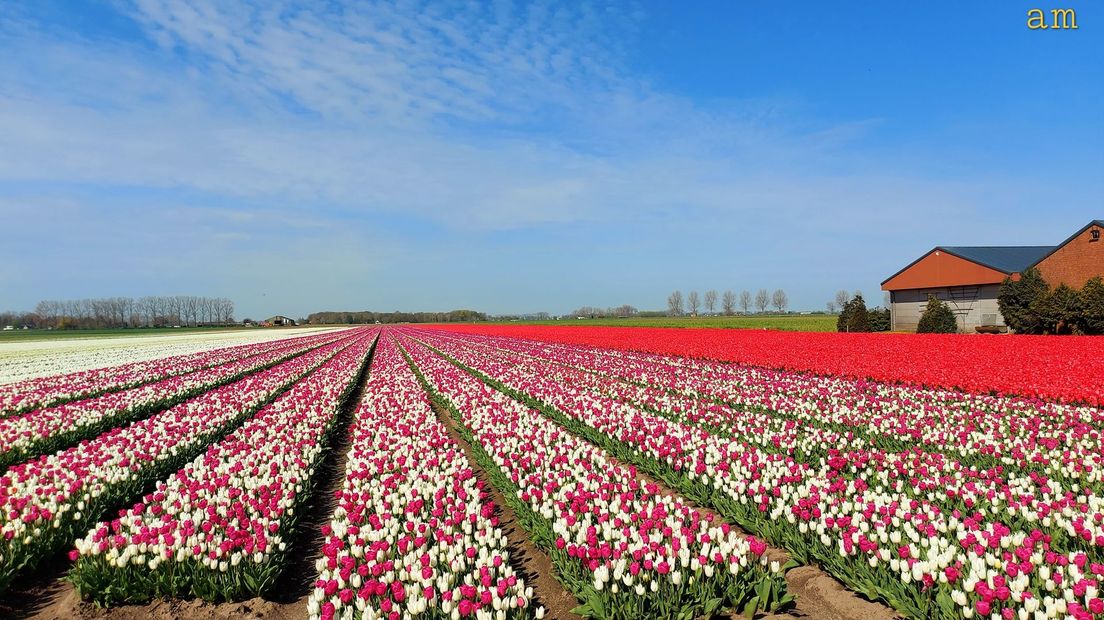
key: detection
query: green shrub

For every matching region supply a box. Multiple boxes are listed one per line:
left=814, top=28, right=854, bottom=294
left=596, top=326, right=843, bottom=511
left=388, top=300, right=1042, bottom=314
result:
left=868, top=307, right=891, bottom=332
left=836, top=294, right=870, bottom=332
left=1079, top=277, right=1104, bottom=335
left=916, top=295, right=958, bottom=333
left=998, top=268, right=1049, bottom=334
left=1035, top=283, right=1082, bottom=334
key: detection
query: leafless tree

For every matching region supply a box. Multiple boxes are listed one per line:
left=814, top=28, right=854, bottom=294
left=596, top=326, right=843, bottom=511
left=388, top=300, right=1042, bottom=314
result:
left=613, top=305, right=637, bottom=318
left=687, top=291, right=700, bottom=315
left=739, top=290, right=752, bottom=314
left=704, top=290, right=718, bottom=315
left=667, top=290, right=684, bottom=316
left=772, top=289, right=788, bottom=313
left=27, top=295, right=234, bottom=329
left=721, top=290, right=736, bottom=315
left=218, top=298, right=235, bottom=323
left=826, top=301, right=837, bottom=314
left=755, top=289, right=770, bottom=313
left=835, top=290, right=850, bottom=312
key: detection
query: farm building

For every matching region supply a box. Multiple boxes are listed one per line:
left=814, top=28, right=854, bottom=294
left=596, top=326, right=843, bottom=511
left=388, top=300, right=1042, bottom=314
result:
left=881, top=220, right=1103, bottom=332
left=265, top=315, right=297, bottom=326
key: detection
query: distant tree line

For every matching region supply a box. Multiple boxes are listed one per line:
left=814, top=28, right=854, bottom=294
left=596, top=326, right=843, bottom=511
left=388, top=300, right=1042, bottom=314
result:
left=307, top=309, right=487, bottom=324
left=667, top=289, right=787, bottom=316
left=570, top=305, right=638, bottom=318
left=998, top=269, right=1104, bottom=334
left=494, top=312, right=552, bottom=321
left=2, top=296, right=236, bottom=330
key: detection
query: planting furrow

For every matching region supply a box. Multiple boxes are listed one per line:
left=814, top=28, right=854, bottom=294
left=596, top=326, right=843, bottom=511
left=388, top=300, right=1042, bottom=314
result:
left=399, top=334, right=791, bottom=620
left=0, top=330, right=346, bottom=417
left=0, top=332, right=344, bottom=469
left=0, top=330, right=366, bottom=593
left=69, top=330, right=378, bottom=603
left=413, top=330, right=1104, bottom=620
left=308, top=336, right=535, bottom=620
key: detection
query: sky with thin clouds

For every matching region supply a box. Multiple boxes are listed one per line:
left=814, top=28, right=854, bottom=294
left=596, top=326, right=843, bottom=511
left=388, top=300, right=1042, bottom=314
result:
left=1, top=1, right=1101, bottom=318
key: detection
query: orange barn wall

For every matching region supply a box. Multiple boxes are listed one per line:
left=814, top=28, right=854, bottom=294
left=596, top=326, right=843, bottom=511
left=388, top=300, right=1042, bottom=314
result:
left=1035, top=224, right=1104, bottom=289
left=882, top=250, right=1009, bottom=291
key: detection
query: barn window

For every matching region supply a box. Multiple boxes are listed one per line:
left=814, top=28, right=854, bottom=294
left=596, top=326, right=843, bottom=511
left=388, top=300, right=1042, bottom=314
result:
left=1091, top=229, right=1100, bottom=242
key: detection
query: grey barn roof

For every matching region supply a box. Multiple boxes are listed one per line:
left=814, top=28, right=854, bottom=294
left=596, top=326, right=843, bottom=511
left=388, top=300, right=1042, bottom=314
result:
left=937, top=246, right=1055, bottom=274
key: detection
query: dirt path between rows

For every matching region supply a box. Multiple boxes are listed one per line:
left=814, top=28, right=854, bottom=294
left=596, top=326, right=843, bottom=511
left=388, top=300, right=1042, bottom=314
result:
left=432, top=402, right=584, bottom=620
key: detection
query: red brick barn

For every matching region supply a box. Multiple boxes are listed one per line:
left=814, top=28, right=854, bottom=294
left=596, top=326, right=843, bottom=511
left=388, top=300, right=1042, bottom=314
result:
left=881, top=220, right=1103, bottom=332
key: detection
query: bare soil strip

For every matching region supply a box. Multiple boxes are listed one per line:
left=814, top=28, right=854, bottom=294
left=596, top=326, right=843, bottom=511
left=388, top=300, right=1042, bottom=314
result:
left=267, top=342, right=376, bottom=607
left=431, top=401, right=583, bottom=620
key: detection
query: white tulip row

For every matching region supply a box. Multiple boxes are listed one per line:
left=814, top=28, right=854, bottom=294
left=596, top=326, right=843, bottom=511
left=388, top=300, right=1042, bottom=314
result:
left=0, top=326, right=346, bottom=386
left=401, top=334, right=789, bottom=620
left=0, top=330, right=368, bottom=592
left=0, top=329, right=347, bottom=416
left=69, top=330, right=377, bottom=602
left=0, top=331, right=344, bottom=467
left=309, top=336, right=534, bottom=620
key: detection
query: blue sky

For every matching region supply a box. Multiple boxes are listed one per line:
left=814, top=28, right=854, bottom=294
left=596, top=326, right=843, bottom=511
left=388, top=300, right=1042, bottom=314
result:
left=1, top=1, right=1101, bottom=318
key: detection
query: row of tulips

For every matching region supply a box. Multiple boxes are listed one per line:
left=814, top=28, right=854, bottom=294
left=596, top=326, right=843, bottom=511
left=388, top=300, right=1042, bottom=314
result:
left=0, top=328, right=338, bottom=388
left=409, top=329, right=1104, bottom=620
left=0, top=330, right=348, bottom=469
left=418, top=324, right=1104, bottom=405
left=415, top=330, right=1104, bottom=566
left=0, top=329, right=346, bottom=416
left=309, top=336, right=535, bottom=620
left=0, top=329, right=370, bottom=592
left=422, top=330, right=1104, bottom=490
left=68, top=329, right=378, bottom=603
left=398, top=333, right=791, bottom=620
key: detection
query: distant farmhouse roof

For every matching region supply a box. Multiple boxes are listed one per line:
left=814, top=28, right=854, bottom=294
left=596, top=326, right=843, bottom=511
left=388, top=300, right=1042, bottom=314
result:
left=935, top=246, right=1055, bottom=275
left=265, top=315, right=296, bottom=326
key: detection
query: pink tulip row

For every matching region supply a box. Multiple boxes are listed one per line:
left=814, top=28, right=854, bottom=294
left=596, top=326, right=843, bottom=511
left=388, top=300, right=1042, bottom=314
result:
left=408, top=329, right=1104, bottom=620
left=399, top=333, right=790, bottom=620
left=450, top=336, right=1104, bottom=568
left=309, top=336, right=534, bottom=620
left=0, top=329, right=369, bottom=593
left=68, top=329, right=378, bottom=602
left=0, top=330, right=348, bottom=469
left=418, top=331, right=1104, bottom=569
left=0, top=330, right=346, bottom=416
left=422, top=329, right=1104, bottom=489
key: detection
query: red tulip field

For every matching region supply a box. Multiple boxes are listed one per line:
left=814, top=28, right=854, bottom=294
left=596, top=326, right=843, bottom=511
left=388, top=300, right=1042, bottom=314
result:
left=2, top=325, right=1103, bottom=620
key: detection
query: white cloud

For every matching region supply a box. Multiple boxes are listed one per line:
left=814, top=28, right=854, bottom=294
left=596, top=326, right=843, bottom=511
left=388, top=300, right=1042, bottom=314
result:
left=2, top=0, right=1097, bottom=314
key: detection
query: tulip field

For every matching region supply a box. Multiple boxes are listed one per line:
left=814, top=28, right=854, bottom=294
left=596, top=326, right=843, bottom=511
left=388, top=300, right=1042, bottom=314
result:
left=0, top=325, right=1102, bottom=620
